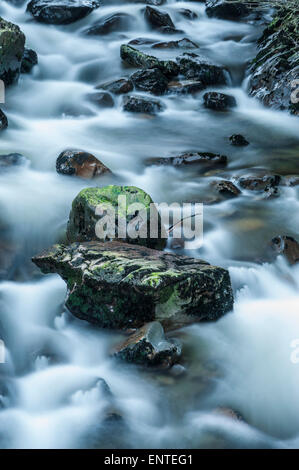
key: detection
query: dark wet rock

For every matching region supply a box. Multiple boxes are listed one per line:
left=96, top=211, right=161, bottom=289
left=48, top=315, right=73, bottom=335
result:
left=205, top=0, right=250, bottom=21
left=157, top=26, right=184, bottom=35
left=87, top=91, right=114, bottom=108
left=56, top=149, right=111, bottom=179
left=66, top=185, right=167, bottom=250
left=271, top=235, right=299, bottom=265
left=21, top=48, right=38, bottom=74
left=113, top=321, right=181, bottom=367
left=146, top=151, right=227, bottom=169
left=249, top=5, right=299, bottom=115
left=229, top=134, right=249, bottom=146
left=144, top=6, right=174, bottom=30
left=211, top=180, right=241, bottom=198
left=0, top=153, right=27, bottom=170
left=167, top=79, right=204, bottom=95
left=32, top=241, right=234, bottom=330
left=0, top=110, right=8, bottom=131
left=177, top=9, right=198, bottom=20
left=128, top=37, right=157, bottom=46
left=152, top=38, right=198, bottom=50
left=123, top=94, right=164, bottom=114
left=203, top=92, right=237, bottom=111
left=0, top=18, right=25, bottom=86
left=27, top=0, right=101, bottom=25
left=83, top=13, right=135, bottom=36
left=131, top=0, right=166, bottom=5
left=96, top=78, right=133, bottom=95
left=130, top=68, right=168, bottom=95
left=261, top=185, right=280, bottom=200
left=238, top=174, right=281, bottom=191
left=177, top=52, right=228, bottom=85
left=120, top=44, right=179, bottom=77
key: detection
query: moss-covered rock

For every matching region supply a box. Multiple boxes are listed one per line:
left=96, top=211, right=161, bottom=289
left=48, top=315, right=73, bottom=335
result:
left=120, top=44, right=179, bottom=77
left=249, top=4, right=299, bottom=115
left=67, top=185, right=167, bottom=250
left=32, top=241, right=234, bottom=330
left=0, top=17, right=25, bottom=85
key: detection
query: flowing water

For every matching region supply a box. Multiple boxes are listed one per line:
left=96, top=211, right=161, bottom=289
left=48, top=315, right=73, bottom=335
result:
left=0, top=0, right=299, bottom=449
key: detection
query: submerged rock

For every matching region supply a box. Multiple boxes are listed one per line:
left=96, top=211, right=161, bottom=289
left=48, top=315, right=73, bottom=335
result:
left=120, top=44, right=179, bottom=77
left=27, top=0, right=101, bottom=25
left=167, top=79, right=204, bottom=95
left=177, top=52, right=228, bottom=85
left=87, top=91, right=114, bottom=108
left=113, top=321, right=181, bottom=367
left=0, top=110, right=8, bottom=130
left=130, top=68, right=169, bottom=95
left=229, top=134, right=249, bottom=146
left=123, top=94, right=164, bottom=114
left=152, top=38, right=198, bottom=50
left=238, top=174, right=280, bottom=191
left=56, top=149, right=111, bottom=179
left=0, top=17, right=25, bottom=85
left=203, top=92, right=237, bottom=111
left=146, top=151, right=227, bottom=169
left=0, top=153, right=27, bottom=170
left=271, top=235, right=299, bottom=265
left=21, top=48, right=38, bottom=74
left=96, top=78, right=133, bottom=95
left=66, top=185, right=167, bottom=250
left=211, top=180, right=241, bottom=198
left=249, top=5, right=299, bottom=115
left=32, top=241, right=234, bottom=330
left=83, top=13, right=135, bottom=36
left=177, top=8, right=198, bottom=20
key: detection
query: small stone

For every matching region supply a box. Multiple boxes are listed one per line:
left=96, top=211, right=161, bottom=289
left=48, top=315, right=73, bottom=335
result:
left=271, top=235, right=299, bottom=265
left=123, top=94, right=164, bottom=115
left=56, top=149, right=111, bottom=179
left=203, top=92, right=237, bottom=111
left=96, top=78, right=133, bottom=95
left=229, top=134, right=249, bottom=146
left=211, top=180, right=241, bottom=198
left=113, top=321, right=181, bottom=367
left=21, top=48, right=38, bottom=74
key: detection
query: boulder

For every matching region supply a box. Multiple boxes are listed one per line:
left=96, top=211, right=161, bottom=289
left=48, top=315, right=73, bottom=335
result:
left=0, top=110, right=8, bottom=130
left=229, top=134, right=249, bottom=146
left=96, top=78, right=133, bottom=95
left=26, top=0, right=101, bottom=25
left=130, top=68, right=169, bottom=95
left=144, top=6, right=175, bottom=30
left=56, top=149, right=110, bottom=179
left=123, top=94, right=164, bottom=114
left=87, top=91, right=114, bottom=108
left=177, top=53, right=228, bottom=85
left=21, top=48, right=38, bottom=74
left=113, top=321, right=181, bottom=367
left=32, top=241, right=234, bottom=330
left=205, top=0, right=250, bottom=21
left=146, top=151, right=227, bottom=169
left=0, top=17, right=25, bottom=85
left=203, top=92, right=237, bottom=111
left=66, top=185, right=167, bottom=250
left=83, top=13, right=135, bottom=36
left=120, top=44, right=179, bottom=78
left=249, top=6, right=299, bottom=115
left=167, top=80, right=204, bottom=95
left=211, top=180, right=241, bottom=198
left=271, top=236, right=299, bottom=265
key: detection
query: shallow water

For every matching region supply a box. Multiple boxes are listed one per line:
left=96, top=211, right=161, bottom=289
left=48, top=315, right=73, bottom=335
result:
left=0, top=0, right=299, bottom=449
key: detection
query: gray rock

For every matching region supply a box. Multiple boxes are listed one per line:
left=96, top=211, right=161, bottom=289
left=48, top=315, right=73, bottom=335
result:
left=177, top=52, right=229, bottom=85
left=123, top=94, right=165, bottom=114
left=21, top=48, right=38, bottom=74
left=0, top=17, right=25, bottom=85
left=96, top=78, right=133, bottom=95
left=130, top=68, right=169, bottom=95
left=27, top=0, right=101, bottom=25
left=203, top=92, right=237, bottom=111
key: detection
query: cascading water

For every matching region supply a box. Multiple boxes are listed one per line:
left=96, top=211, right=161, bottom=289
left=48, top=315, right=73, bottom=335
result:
left=0, top=0, right=299, bottom=449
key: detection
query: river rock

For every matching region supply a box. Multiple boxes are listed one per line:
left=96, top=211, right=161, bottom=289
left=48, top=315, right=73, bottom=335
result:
left=66, top=185, right=167, bottom=250
left=167, top=80, right=204, bottom=95
left=229, top=134, right=249, bottom=146
left=177, top=9, right=198, bottom=20
left=249, top=5, right=299, bottom=115
left=205, top=0, right=250, bottom=21
left=120, top=44, right=179, bottom=77
left=56, top=149, right=110, bottom=178
left=0, top=18, right=25, bottom=85
left=87, top=91, right=114, bottom=108
left=32, top=241, right=234, bottom=330
left=177, top=52, right=228, bottom=85
left=96, top=78, right=133, bottom=95
left=271, top=235, right=299, bottom=265
left=211, top=180, right=241, bottom=198
left=113, top=321, right=181, bottom=367
left=130, top=68, right=169, bottom=95
left=83, top=13, right=135, bottom=36
left=203, top=92, right=237, bottom=111
left=152, top=38, right=198, bottom=50
left=144, top=6, right=174, bottom=30
left=146, top=151, right=227, bottom=169
left=27, top=0, right=101, bottom=25
left=21, top=48, right=38, bottom=74
left=238, top=174, right=280, bottom=191
left=0, top=110, right=8, bottom=130
left=123, top=94, right=164, bottom=114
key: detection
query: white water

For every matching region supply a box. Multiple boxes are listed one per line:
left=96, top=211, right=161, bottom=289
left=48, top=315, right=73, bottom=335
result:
left=0, top=0, right=299, bottom=449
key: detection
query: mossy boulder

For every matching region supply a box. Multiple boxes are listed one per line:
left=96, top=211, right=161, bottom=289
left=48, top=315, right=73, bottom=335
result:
left=32, top=241, right=234, bottom=330
left=120, top=44, right=179, bottom=78
left=0, top=17, right=25, bottom=85
left=67, top=185, right=167, bottom=250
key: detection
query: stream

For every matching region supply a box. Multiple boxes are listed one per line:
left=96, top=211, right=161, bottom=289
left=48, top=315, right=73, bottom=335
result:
left=0, top=0, right=299, bottom=449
